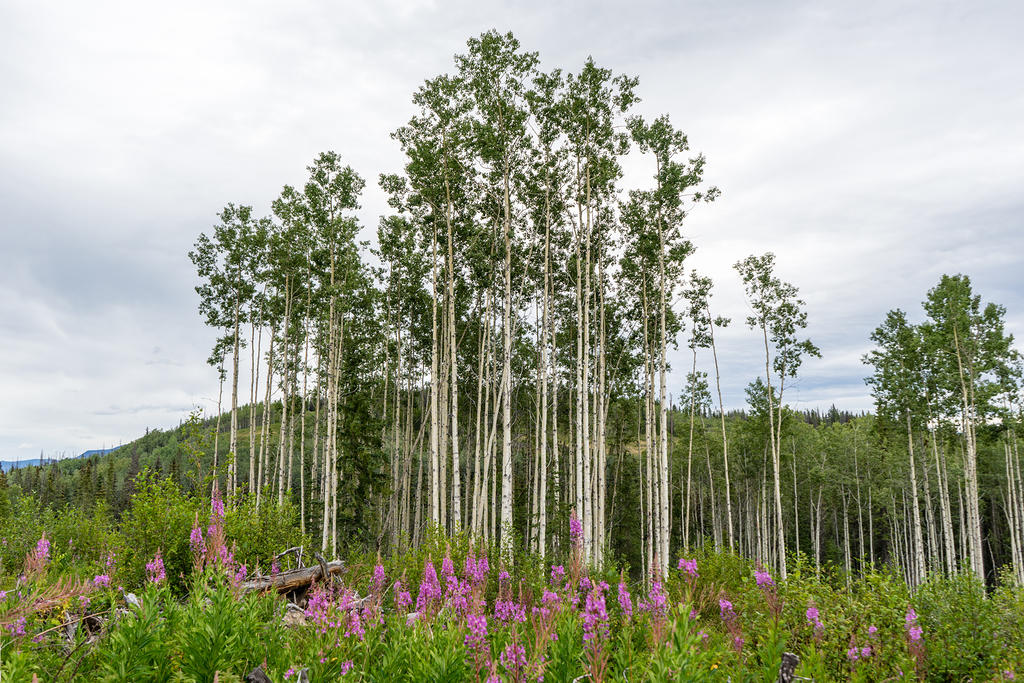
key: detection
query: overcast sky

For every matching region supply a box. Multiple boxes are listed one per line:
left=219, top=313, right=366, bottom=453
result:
left=1, top=0, right=1022, bottom=461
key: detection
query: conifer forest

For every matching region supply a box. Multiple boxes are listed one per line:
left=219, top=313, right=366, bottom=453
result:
left=3, top=29, right=1024, bottom=683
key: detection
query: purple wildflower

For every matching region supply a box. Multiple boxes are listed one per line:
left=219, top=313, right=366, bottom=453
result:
left=677, top=557, right=699, bottom=578
left=617, top=582, right=633, bottom=619
left=441, top=554, right=455, bottom=579
left=582, top=581, right=610, bottom=645
left=372, top=564, right=387, bottom=593
left=211, top=490, right=225, bottom=521
left=647, top=580, right=668, bottom=617
left=500, top=642, right=527, bottom=672
left=416, top=560, right=442, bottom=613
left=905, top=607, right=923, bottom=642
left=569, top=510, right=583, bottom=543
left=35, top=533, right=50, bottom=562
left=145, top=551, right=166, bottom=584
left=189, top=523, right=205, bottom=555
left=7, top=617, right=26, bottom=637
left=94, top=574, right=111, bottom=588
left=465, top=612, right=488, bottom=652
left=394, top=580, right=412, bottom=609
left=495, top=598, right=527, bottom=624
left=806, top=605, right=824, bottom=636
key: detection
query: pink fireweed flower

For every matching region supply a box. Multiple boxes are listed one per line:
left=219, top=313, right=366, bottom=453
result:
left=441, top=554, right=455, bottom=580
left=617, top=581, right=633, bottom=619
left=34, top=533, right=50, bottom=563
left=500, top=642, right=527, bottom=673
left=344, top=609, right=365, bottom=641
left=466, top=554, right=489, bottom=585
left=868, top=625, right=878, bottom=637
left=499, top=568, right=511, bottom=584
left=94, top=574, right=111, bottom=588
left=446, top=577, right=471, bottom=615
left=861, top=646, right=872, bottom=658
left=339, top=660, right=353, bottom=675
left=646, top=580, right=668, bottom=617
left=189, top=522, right=205, bottom=556
left=233, top=564, right=247, bottom=584
left=582, top=582, right=610, bottom=644
left=847, top=646, right=860, bottom=662
left=372, top=564, right=387, bottom=593
left=211, top=490, right=225, bottom=521
left=550, top=564, right=565, bottom=585
left=465, top=612, right=488, bottom=652
left=416, top=561, right=442, bottom=613
left=569, top=510, right=583, bottom=543
left=495, top=598, right=527, bottom=624
left=394, top=580, right=412, bottom=610
left=905, top=607, right=923, bottom=642
left=146, top=551, right=166, bottom=584
left=719, top=598, right=735, bottom=622
left=806, top=605, right=824, bottom=635
left=7, top=617, right=26, bottom=637
left=754, top=568, right=774, bottom=587
left=677, top=557, right=699, bottom=578
left=732, top=635, right=744, bottom=653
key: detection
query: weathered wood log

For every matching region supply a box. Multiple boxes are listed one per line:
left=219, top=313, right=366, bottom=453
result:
left=245, top=666, right=273, bottom=683
left=272, top=546, right=305, bottom=568
left=238, top=560, right=344, bottom=595
left=776, top=651, right=799, bottom=683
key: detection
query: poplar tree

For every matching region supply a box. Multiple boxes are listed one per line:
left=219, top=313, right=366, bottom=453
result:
left=865, top=309, right=927, bottom=583
left=735, top=252, right=820, bottom=580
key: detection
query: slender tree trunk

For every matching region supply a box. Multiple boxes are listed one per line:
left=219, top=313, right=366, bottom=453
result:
left=706, top=303, right=734, bottom=551
left=277, top=276, right=292, bottom=506
left=906, top=411, right=926, bottom=583
left=248, top=309, right=261, bottom=494
left=500, top=174, right=514, bottom=555
left=685, top=348, right=697, bottom=549
left=229, top=291, right=241, bottom=496
left=257, top=329, right=275, bottom=508
left=213, top=357, right=225, bottom=496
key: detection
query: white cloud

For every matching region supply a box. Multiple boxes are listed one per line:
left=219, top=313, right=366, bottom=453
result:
left=1, top=0, right=1022, bottom=458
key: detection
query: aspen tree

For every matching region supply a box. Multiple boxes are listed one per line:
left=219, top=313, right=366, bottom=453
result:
left=735, top=253, right=819, bottom=580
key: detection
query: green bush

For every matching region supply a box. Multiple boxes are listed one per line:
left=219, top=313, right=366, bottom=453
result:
left=117, top=471, right=199, bottom=592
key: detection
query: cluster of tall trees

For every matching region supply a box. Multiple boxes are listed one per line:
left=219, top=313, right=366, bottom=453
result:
left=865, top=274, right=1022, bottom=585
left=185, top=31, right=733, bottom=579
left=175, top=30, right=1024, bottom=585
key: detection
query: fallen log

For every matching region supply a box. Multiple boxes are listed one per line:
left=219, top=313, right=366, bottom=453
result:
left=238, top=560, right=344, bottom=595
